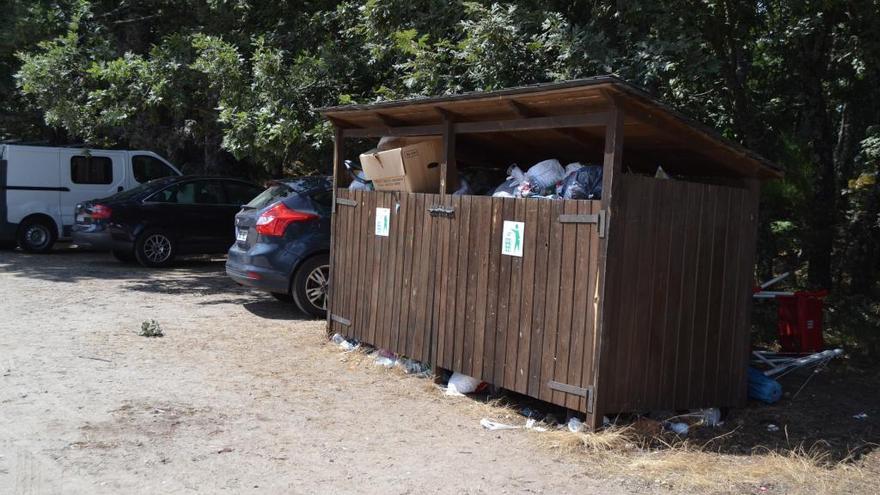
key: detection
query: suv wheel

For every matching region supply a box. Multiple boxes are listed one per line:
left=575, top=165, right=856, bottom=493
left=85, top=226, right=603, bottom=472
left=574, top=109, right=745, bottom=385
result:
left=17, top=217, right=56, bottom=253
left=292, top=254, right=329, bottom=318
left=135, top=230, right=176, bottom=268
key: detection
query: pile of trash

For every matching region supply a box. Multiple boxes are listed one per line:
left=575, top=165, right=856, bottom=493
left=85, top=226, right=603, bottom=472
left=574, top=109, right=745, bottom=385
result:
left=330, top=333, right=431, bottom=375
left=490, top=160, right=602, bottom=200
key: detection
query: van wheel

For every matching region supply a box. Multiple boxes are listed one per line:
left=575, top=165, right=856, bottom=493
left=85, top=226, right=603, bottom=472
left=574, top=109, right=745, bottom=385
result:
left=134, top=230, right=176, bottom=268
left=17, top=217, right=56, bottom=253
left=292, top=254, right=329, bottom=318
left=112, top=249, right=136, bottom=263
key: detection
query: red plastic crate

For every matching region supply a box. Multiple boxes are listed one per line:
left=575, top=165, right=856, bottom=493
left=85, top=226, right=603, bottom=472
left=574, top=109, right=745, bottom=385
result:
left=776, top=290, right=827, bottom=353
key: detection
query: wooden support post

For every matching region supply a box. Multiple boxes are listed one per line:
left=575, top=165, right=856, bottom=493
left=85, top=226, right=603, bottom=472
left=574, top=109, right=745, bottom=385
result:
left=326, top=126, right=344, bottom=331
left=589, top=101, right=625, bottom=429
left=440, top=112, right=456, bottom=197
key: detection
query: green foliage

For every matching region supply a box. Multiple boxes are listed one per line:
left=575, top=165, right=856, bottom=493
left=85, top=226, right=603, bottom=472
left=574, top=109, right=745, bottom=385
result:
left=140, top=319, right=163, bottom=338
left=3, top=0, right=880, bottom=351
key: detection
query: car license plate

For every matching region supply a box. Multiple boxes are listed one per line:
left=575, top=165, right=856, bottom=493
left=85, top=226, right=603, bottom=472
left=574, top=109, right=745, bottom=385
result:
left=236, top=228, right=248, bottom=242
left=76, top=214, right=85, bottom=223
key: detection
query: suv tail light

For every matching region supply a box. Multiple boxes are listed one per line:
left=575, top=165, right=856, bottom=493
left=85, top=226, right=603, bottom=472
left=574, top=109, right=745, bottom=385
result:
left=91, top=204, right=112, bottom=220
left=255, top=202, right=317, bottom=237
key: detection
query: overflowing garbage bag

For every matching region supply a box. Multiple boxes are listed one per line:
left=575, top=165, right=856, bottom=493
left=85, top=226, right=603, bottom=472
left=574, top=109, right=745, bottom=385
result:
left=491, top=165, right=526, bottom=198
left=445, top=372, right=484, bottom=395
left=345, top=159, right=374, bottom=191
left=556, top=164, right=602, bottom=199
left=519, top=159, right=565, bottom=197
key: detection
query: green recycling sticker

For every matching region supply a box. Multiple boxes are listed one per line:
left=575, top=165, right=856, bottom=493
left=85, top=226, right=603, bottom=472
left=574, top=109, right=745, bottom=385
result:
left=501, top=221, right=524, bottom=257
left=375, top=207, right=391, bottom=237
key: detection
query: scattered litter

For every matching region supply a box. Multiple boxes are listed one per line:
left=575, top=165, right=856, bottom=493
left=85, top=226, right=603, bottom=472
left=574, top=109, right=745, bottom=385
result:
left=217, top=447, right=233, bottom=454
left=525, top=419, right=548, bottom=432
left=766, top=424, right=780, bottom=432
left=480, top=418, right=548, bottom=432
left=331, top=333, right=359, bottom=352
left=398, top=358, right=430, bottom=375
left=372, top=349, right=398, bottom=367
left=691, top=407, right=722, bottom=427
left=748, top=366, right=783, bottom=404
left=665, top=422, right=689, bottom=435
left=853, top=413, right=868, bottom=420
left=446, top=372, right=483, bottom=396
left=567, top=417, right=584, bottom=433
left=480, top=418, right=519, bottom=431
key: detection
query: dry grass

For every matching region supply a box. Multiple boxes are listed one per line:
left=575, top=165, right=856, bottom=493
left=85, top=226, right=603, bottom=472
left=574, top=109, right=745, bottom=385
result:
left=324, top=339, right=879, bottom=494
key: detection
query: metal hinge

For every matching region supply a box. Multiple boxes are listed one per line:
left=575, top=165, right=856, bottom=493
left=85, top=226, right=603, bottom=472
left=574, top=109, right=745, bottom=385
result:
left=330, top=314, right=351, bottom=326
left=558, top=209, right=606, bottom=238
left=336, top=198, right=358, bottom=207
left=428, top=205, right=455, bottom=218
left=548, top=381, right=593, bottom=412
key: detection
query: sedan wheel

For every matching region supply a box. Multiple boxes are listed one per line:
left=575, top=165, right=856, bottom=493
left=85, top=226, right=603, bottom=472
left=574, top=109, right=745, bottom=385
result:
left=135, top=230, right=176, bottom=268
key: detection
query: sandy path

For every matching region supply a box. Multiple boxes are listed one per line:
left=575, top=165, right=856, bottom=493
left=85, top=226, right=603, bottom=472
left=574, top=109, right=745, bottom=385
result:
left=0, top=248, right=634, bottom=494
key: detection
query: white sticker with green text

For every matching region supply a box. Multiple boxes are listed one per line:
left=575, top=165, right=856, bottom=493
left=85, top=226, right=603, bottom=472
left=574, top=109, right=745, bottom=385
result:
left=501, top=221, right=524, bottom=257
left=375, top=207, right=390, bottom=237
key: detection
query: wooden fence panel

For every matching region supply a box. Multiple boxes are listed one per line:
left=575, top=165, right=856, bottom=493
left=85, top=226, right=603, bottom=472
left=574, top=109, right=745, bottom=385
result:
left=597, top=175, right=756, bottom=414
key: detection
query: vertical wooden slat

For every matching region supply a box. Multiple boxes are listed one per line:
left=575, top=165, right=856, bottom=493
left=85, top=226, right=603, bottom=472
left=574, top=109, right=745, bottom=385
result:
left=539, top=200, right=563, bottom=403
left=551, top=200, right=578, bottom=406
left=461, top=196, right=479, bottom=375
left=527, top=199, right=552, bottom=397
left=702, top=188, right=732, bottom=404
left=591, top=103, right=624, bottom=427
left=398, top=192, right=416, bottom=354
left=514, top=198, right=539, bottom=393
left=444, top=195, right=463, bottom=369
left=503, top=198, right=525, bottom=389
left=580, top=200, right=601, bottom=412
left=565, top=200, right=592, bottom=410
left=408, top=194, right=431, bottom=356
left=493, top=198, right=515, bottom=385
left=471, top=197, right=492, bottom=379
left=435, top=194, right=452, bottom=368
left=482, top=198, right=504, bottom=382
left=347, top=190, right=363, bottom=336
left=455, top=195, right=473, bottom=372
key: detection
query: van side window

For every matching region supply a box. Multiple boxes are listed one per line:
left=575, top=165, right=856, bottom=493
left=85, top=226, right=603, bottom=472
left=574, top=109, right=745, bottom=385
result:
left=70, top=156, right=113, bottom=184
left=133, top=155, right=176, bottom=183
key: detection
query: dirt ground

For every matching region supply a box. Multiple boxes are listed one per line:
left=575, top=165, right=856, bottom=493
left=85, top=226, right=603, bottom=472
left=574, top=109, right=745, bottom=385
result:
left=1, top=247, right=878, bottom=494
left=0, top=247, right=639, bottom=494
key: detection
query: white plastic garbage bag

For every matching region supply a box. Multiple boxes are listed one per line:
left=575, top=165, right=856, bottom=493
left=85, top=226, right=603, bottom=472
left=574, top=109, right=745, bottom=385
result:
left=524, top=159, right=565, bottom=191
left=492, top=165, right=526, bottom=197
left=564, top=162, right=586, bottom=175
left=567, top=417, right=584, bottom=433
left=446, top=372, right=482, bottom=395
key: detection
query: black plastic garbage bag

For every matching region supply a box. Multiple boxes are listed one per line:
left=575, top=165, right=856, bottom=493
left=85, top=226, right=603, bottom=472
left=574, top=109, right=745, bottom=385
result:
left=557, top=165, right=602, bottom=199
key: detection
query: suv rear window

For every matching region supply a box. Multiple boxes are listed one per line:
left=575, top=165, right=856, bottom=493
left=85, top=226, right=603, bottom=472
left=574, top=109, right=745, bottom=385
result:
left=246, top=184, right=293, bottom=210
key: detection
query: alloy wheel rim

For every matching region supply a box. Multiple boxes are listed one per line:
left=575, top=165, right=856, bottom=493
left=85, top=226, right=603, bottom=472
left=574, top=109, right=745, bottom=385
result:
left=143, top=234, right=172, bottom=263
left=25, top=225, right=49, bottom=248
left=305, top=265, right=329, bottom=310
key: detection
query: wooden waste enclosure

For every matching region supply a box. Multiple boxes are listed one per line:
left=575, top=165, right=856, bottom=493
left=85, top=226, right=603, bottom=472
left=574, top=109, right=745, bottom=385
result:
left=321, top=76, right=781, bottom=430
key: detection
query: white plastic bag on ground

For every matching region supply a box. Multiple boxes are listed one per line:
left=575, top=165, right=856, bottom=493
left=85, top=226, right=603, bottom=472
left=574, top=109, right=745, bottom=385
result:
left=446, top=372, right=482, bottom=395
left=567, top=417, right=584, bottom=432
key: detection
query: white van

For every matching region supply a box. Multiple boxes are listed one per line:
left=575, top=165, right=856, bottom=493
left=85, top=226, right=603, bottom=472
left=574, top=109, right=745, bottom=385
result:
left=0, top=145, right=182, bottom=252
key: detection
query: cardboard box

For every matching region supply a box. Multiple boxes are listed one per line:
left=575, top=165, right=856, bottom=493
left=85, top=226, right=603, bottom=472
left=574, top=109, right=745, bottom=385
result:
left=360, top=138, right=451, bottom=193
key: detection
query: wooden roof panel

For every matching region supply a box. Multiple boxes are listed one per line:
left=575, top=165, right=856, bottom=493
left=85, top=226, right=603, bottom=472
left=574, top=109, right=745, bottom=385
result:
left=321, top=76, right=781, bottom=179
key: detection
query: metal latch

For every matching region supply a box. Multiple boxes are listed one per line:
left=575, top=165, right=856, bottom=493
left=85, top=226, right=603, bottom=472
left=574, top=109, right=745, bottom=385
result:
left=558, top=209, right=606, bottom=238
left=428, top=205, right=455, bottom=218
left=336, top=198, right=358, bottom=207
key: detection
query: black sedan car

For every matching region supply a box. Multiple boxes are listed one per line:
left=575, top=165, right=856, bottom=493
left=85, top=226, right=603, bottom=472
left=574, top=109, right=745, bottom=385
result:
left=226, top=177, right=332, bottom=317
left=73, top=176, right=264, bottom=267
